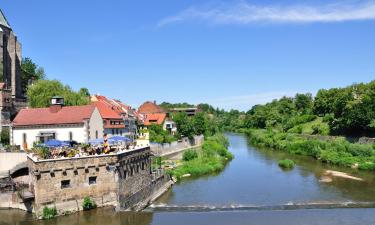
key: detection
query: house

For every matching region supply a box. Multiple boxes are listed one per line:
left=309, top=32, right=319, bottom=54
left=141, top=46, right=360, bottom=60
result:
left=91, top=95, right=139, bottom=140
left=169, top=107, right=199, bottom=116
left=138, top=101, right=177, bottom=134
left=11, top=97, right=104, bottom=150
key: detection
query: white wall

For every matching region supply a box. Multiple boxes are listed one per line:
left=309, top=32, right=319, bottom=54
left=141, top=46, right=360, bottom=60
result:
left=12, top=125, right=86, bottom=150
left=88, top=108, right=104, bottom=140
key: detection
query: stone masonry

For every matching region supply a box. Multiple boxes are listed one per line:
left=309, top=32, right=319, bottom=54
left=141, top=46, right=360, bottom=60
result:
left=27, top=147, right=172, bottom=216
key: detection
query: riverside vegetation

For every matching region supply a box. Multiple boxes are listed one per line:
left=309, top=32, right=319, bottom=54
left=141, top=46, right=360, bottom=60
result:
left=169, top=134, right=233, bottom=181
left=160, top=80, right=375, bottom=171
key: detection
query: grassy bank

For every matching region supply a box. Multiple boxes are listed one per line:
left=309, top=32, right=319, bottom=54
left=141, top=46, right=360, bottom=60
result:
left=247, top=129, right=375, bottom=170
left=169, top=134, right=233, bottom=180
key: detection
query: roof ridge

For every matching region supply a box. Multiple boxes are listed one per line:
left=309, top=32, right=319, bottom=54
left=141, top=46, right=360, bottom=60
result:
left=0, top=9, right=11, bottom=29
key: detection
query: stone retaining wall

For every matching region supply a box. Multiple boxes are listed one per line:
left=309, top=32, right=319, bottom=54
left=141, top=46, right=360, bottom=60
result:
left=27, top=147, right=172, bottom=217
left=151, top=135, right=204, bottom=156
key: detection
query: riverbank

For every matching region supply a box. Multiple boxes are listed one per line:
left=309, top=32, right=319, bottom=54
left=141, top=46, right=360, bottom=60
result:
left=246, top=129, right=375, bottom=170
left=167, top=134, right=233, bottom=181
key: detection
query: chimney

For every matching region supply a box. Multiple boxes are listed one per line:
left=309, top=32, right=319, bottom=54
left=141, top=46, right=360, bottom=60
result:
left=50, top=96, right=64, bottom=113
left=153, top=100, right=156, bottom=104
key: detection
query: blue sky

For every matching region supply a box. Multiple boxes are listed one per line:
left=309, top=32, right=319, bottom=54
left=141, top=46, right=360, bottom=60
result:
left=2, top=0, right=375, bottom=110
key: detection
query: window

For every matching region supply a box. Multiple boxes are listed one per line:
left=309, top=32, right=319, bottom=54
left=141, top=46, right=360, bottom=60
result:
left=89, top=176, right=97, bottom=185
left=22, top=133, right=27, bottom=144
left=95, top=130, right=98, bottom=139
left=112, top=129, right=115, bottom=135
left=69, top=132, right=73, bottom=141
left=61, top=180, right=71, bottom=189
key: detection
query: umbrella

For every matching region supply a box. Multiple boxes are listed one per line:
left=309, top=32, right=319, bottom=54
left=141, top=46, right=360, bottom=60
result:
left=108, top=136, right=131, bottom=143
left=45, top=139, right=70, bottom=148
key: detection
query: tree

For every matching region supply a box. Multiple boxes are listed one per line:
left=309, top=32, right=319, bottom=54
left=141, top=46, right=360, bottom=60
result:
left=173, top=112, right=195, bottom=138
left=27, top=79, right=90, bottom=108
left=295, top=93, right=313, bottom=113
left=192, top=112, right=208, bottom=135
left=21, top=58, right=46, bottom=93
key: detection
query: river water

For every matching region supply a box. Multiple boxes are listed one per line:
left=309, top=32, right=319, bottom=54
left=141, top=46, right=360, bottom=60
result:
left=2, top=133, right=375, bottom=225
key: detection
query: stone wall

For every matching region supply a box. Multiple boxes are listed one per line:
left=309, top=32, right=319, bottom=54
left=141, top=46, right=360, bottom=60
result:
left=28, top=146, right=171, bottom=216
left=150, top=135, right=204, bottom=156
left=0, top=152, right=27, bottom=177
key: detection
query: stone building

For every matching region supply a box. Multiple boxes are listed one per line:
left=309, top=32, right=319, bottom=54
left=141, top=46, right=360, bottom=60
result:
left=0, top=10, right=26, bottom=132
left=27, top=146, right=172, bottom=216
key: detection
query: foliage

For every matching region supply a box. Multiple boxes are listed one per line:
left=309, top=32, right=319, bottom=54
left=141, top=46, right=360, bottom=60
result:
left=247, top=129, right=375, bottom=170
left=148, top=124, right=176, bottom=143
left=21, top=57, right=46, bottom=93
left=27, top=79, right=90, bottom=108
left=0, top=128, right=10, bottom=145
left=42, top=206, right=57, bottom=220
left=34, top=146, right=50, bottom=159
left=278, top=159, right=295, bottom=169
left=173, top=112, right=195, bottom=138
left=182, top=149, right=198, bottom=161
left=82, top=196, right=97, bottom=211
left=170, top=134, right=233, bottom=180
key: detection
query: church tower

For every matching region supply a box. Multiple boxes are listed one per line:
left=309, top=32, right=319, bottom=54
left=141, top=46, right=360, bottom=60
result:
left=0, top=10, right=25, bottom=133
left=0, top=9, right=22, bottom=99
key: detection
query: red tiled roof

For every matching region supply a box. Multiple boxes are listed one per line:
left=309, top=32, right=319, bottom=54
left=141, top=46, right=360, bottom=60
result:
left=93, top=101, right=122, bottom=119
left=143, top=113, right=167, bottom=126
left=138, top=101, right=165, bottom=114
left=13, top=105, right=96, bottom=126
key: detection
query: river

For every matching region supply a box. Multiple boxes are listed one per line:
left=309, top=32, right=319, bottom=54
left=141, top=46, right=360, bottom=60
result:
left=2, top=133, right=375, bottom=225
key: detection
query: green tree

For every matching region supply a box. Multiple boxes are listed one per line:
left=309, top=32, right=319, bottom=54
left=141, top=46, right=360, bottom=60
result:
left=192, top=112, right=208, bottom=135
left=295, top=93, right=313, bottom=113
left=173, top=112, right=195, bottom=138
left=21, top=57, right=46, bottom=93
left=27, top=80, right=90, bottom=108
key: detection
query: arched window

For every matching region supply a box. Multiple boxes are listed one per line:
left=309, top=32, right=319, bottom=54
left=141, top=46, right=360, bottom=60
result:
left=69, top=132, right=73, bottom=141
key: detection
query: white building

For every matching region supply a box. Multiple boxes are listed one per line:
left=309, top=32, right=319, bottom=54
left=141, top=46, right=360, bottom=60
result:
left=11, top=97, right=104, bottom=150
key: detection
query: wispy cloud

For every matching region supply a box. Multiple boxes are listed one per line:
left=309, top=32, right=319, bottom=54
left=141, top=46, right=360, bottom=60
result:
left=207, top=91, right=297, bottom=110
left=157, top=1, right=375, bottom=27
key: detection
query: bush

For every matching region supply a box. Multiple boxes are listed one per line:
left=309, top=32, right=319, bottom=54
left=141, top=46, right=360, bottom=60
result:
left=358, top=162, right=375, bottom=170
left=312, top=124, right=328, bottom=135
left=0, top=128, right=10, bottom=145
left=278, top=159, right=295, bottom=169
left=42, top=206, right=57, bottom=219
left=183, top=149, right=198, bottom=161
left=34, top=146, right=50, bottom=159
left=82, top=196, right=97, bottom=211
left=288, top=125, right=303, bottom=134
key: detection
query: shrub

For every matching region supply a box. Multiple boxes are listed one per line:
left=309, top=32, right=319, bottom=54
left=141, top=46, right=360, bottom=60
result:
left=288, top=125, right=303, bottom=134
left=35, top=146, right=50, bottom=159
left=278, top=159, right=295, bottom=169
left=42, top=206, right=57, bottom=220
left=347, top=144, right=373, bottom=157
left=82, top=196, right=97, bottom=211
left=0, top=128, right=9, bottom=145
left=358, top=162, right=375, bottom=170
left=183, top=149, right=198, bottom=161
